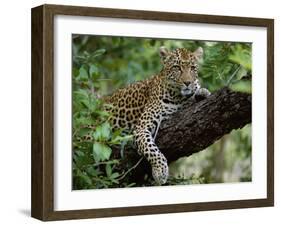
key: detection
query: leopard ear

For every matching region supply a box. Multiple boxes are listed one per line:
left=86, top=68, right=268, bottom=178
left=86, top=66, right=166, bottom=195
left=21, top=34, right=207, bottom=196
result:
left=193, top=47, right=204, bottom=60
left=159, top=46, right=169, bottom=61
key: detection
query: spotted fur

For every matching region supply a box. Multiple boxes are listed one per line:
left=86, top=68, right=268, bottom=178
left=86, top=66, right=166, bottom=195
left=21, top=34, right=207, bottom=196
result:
left=105, top=47, right=210, bottom=185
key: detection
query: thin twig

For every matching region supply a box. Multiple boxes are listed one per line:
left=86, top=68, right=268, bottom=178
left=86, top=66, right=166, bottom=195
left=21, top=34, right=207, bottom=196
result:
left=226, top=65, right=241, bottom=86
left=78, top=160, right=121, bottom=169
left=117, top=157, right=144, bottom=181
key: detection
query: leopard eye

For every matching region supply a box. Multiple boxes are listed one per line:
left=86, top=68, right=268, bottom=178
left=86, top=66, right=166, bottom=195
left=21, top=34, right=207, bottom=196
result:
left=190, top=65, right=197, bottom=71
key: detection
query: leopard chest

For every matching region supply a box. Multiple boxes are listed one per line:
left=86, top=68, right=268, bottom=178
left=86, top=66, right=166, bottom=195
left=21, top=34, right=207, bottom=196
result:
left=160, top=87, right=183, bottom=117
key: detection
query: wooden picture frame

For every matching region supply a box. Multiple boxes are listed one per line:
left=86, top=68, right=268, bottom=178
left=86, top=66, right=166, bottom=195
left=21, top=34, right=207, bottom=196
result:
left=31, top=4, right=274, bottom=221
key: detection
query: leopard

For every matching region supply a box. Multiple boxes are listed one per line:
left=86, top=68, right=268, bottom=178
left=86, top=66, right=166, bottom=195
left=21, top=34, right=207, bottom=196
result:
left=101, top=46, right=211, bottom=185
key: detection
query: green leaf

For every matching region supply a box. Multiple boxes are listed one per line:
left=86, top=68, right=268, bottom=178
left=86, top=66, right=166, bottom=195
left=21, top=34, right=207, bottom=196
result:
left=100, top=122, right=111, bottom=140
left=110, top=135, right=133, bottom=145
left=94, top=110, right=110, bottom=118
left=73, top=88, right=89, bottom=97
left=78, top=66, right=88, bottom=81
left=93, top=122, right=111, bottom=141
left=80, top=99, right=90, bottom=109
left=92, top=142, right=112, bottom=162
left=110, top=172, right=119, bottom=179
left=73, top=67, right=79, bottom=77
left=92, top=142, right=101, bottom=162
left=93, top=126, right=102, bottom=141
left=75, top=150, right=85, bottom=157
left=229, top=45, right=252, bottom=71
left=79, top=173, right=92, bottom=186
left=76, top=127, right=92, bottom=137
left=110, top=179, right=119, bottom=184
left=86, top=166, right=99, bottom=177
left=126, top=182, right=136, bottom=187
left=105, top=164, right=112, bottom=177
left=230, top=80, right=251, bottom=93
left=73, top=149, right=92, bottom=168
left=89, top=64, right=99, bottom=79
left=90, top=49, right=106, bottom=59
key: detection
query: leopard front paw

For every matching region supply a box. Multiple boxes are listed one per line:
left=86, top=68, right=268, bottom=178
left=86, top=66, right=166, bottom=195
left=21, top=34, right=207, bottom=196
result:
left=152, top=161, right=169, bottom=185
left=194, top=88, right=211, bottom=101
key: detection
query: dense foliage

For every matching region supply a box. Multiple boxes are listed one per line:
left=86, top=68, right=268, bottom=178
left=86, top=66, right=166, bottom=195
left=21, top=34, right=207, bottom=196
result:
left=72, top=35, right=252, bottom=189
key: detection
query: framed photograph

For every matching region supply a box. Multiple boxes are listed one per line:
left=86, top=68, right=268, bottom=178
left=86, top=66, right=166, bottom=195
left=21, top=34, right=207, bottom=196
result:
left=31, top=4, right=274, bottom=221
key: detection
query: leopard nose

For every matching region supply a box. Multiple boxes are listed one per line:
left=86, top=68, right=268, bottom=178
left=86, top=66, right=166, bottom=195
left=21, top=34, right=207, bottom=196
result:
left=184, top=81, right=191, bottom=87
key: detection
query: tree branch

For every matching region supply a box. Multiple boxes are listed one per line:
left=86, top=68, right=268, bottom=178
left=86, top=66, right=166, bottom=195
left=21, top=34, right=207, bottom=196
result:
left=112, top=87, right=252, bottom=182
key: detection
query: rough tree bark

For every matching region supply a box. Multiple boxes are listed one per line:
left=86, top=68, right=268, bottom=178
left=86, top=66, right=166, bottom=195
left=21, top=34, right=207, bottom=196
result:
left=112, top=87, right=252, bottom=182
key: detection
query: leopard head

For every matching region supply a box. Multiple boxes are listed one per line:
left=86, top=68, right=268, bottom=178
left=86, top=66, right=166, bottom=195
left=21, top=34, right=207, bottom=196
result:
left=159, top=46, right=203, bottom=96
